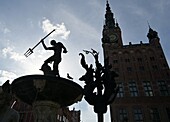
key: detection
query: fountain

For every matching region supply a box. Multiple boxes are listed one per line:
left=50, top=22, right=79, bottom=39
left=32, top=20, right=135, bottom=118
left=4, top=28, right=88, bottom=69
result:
left=2, top=30, right=83, bottom=122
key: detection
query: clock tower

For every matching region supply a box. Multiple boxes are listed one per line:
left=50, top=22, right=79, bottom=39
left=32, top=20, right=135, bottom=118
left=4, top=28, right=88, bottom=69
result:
left=102, top=0, right=123, bottom=47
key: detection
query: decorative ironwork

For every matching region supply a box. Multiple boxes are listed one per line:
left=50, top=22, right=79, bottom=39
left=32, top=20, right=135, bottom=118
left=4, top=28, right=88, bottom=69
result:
left=79, top=49, right=119, bottom=122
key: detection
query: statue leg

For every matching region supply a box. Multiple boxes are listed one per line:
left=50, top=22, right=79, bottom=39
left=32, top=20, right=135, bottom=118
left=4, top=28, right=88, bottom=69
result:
left=44, top=56, right=54, bottom=64
left=53, top=58, right=61, bottom=77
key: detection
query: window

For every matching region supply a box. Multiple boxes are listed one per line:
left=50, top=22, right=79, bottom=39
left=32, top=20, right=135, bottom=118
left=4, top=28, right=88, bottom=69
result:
left=127, top=67, right=132, bottom=72
left=150, top=57, right=155, bottom=61
left=133, top=108, right=143, bottom=122
left=139, top=66, right=145, bottom=71
left=157, top=80, right=169, bottom=96
left=137, top=58, right=143, bottom=62
left=60, top=116, right=62, bottom=121
left=63, top=116, right=69, bottom=122
left=114, top=68, right=119, bottom=73
left=150, top=108, right=160, bottom=122
left=57, top=114, right=60, bottom=120
left=152, top=65, right=158, bottom=70
left=119, top=108, right=128, bottom=122
left=163, top=64, right=167, bottom=69
left=143, top=81, right=154, bottom=96
left=117, top=83, right=124, bottom=98
left=160, top=55, right=164, bottom=58
left=166, top=108, right=170, bottom=121
left=20, top=113, right=25, bottom=121
left=129, top=82, right=138, bottom=97
left=113, top=60, right=118, bottom=64
left=125, top=59, right=130, bottom=62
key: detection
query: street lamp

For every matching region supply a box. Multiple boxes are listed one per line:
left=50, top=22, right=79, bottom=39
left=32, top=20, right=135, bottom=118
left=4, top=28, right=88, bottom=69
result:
left=79, top=49, right=119, bottom=122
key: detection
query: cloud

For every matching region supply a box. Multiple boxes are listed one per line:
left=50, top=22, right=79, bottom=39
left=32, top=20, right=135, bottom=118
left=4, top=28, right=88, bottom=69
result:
left=3, top=28, right=10, bottom=34
left=0, top=70, right=17, bottom=85
left=87, top=0, right=101, bottom=8
left=1, top=46, right=25, bottom=62
left=153, top=0, right=170, bottom=13
left=125, top=4, right=150, bottom=18
left=0, top=45, right=47, bottom=75
left=0, top=22, right=11, bottom=34
left=60, top=9, right=100, bottom=41
left=41, top=19, right=70, bottom=40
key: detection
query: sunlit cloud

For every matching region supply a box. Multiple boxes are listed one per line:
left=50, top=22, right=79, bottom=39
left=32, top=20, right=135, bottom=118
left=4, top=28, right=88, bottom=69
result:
left=41, top=19, right=70, bottom=40
left=1, top=46, right=25, bottom=62
left=0, top=46, right=50, bottom=75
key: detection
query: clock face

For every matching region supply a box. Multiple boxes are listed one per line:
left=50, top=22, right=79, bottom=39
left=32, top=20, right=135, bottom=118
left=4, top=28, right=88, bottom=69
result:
left=109, top=34, right=118, bottom=42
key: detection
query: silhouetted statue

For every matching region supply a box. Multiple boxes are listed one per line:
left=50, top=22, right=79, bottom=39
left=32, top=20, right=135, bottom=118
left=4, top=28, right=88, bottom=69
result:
left=41, top=39, right=67, bottom=77
left=0, top=81, right=19, bottom=122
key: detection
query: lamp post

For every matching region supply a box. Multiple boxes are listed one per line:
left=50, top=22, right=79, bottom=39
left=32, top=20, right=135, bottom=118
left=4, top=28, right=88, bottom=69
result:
left=79, top=49, right=119, bottom=122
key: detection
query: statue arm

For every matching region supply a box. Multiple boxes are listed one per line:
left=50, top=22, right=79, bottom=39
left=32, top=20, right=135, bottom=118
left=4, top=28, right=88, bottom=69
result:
left=41, top=40, right=48, bottom=50
left=62, top=45, right=68, bottom=53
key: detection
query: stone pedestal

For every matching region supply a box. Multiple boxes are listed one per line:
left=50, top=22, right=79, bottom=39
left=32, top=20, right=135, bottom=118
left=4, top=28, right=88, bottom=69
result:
left=33, top=101, right=60, bottom=122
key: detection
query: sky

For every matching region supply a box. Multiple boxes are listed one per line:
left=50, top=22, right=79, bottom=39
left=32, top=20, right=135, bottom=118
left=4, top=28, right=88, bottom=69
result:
left=0, top=0, right=170, bottom=121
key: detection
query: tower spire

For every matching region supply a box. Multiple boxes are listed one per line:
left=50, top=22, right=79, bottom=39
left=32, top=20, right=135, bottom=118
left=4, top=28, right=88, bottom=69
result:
left=106, top=0, right=112, bottom=14
left=105, top=0, right=115, bottom=29
left=106, top=0, right=110, bottom=12
left=147, top=22, right=159, bottom=42
left=147, top=21, right=151, bottom=29
left=102, top=1, right=123, bottom=46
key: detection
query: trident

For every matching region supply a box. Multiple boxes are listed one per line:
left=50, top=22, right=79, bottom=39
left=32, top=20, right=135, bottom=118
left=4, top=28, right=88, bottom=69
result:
left=24, top=29, right=56, bottom=57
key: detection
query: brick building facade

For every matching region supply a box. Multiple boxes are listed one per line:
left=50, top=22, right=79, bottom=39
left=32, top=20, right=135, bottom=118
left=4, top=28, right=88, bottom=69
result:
left=102, top=1, right=170, bottom=122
